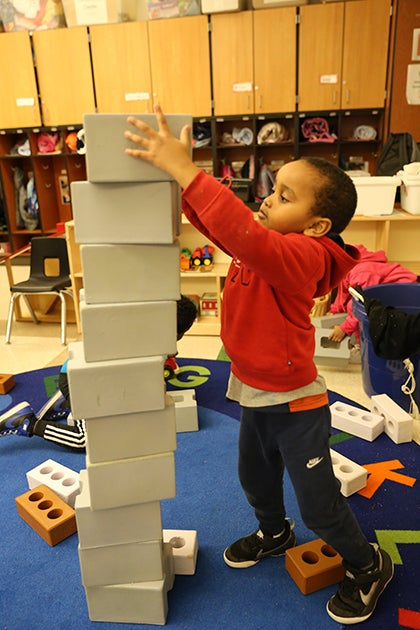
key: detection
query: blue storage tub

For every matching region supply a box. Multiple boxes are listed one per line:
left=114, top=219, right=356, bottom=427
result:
left=353, top=282, right=420, bottom=412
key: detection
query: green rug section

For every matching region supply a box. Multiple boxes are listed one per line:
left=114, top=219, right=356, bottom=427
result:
left=217, top=345, right=231, bottom=362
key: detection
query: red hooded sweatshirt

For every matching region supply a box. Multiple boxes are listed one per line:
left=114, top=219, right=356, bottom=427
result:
left=182, top=171, right=360, bottom=392
left=330, top=243, right=417, bottom=339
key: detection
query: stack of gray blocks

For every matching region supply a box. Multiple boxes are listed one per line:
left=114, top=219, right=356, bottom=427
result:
left=68, top=113, right=192, bottom=625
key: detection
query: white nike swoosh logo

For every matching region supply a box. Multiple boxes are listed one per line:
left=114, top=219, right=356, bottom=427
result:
left=306, top=457, right=324, bottom=469
left=360, top=581, right=378, bottom=606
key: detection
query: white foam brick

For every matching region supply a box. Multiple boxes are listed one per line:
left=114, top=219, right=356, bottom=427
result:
left=330, top=449, right=367, bottom=497
left=167, top=389, right=199, bottom=432
left=80, top=298, right=177, bottom=362
left=67, top=341, right=165, bottom=419
left=370, top=394, right=413, bottom=444
left=330, top=401, right=384, bottom=441
left=85, top=451, right=176, bottom=510
left=72, top=180, right=180, bottom=244
left=80, top=242, right=180, bottom=304
left=75, top=470, right=163, bottom=548
left=85, top=395, right=177, bottom=464
left=26, top=459, right=80, bottom=507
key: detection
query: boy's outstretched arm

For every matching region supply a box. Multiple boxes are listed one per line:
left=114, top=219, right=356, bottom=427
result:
left=124, top=104, right=200, bottom=189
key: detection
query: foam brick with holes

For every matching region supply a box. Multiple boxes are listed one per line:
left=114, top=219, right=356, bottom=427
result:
left=330, top=401, right=384, bottom=441
left=163, top=529, right=198, bottom=575
left=26, top=458, right=80, bottom=507
left=285, top=538, right=345, bottom=594
left=330, top=448, right=367, bottom=496
left=370, top=394, right=413, bottom=444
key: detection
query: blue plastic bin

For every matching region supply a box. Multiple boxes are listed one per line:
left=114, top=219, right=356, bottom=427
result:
left=353, top=283, right=420, bottom=412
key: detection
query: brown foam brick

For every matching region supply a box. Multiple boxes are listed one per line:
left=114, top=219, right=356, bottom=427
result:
left=285, top=538, right=345, bottom=594
left=15, top=484, right=77, bottom=546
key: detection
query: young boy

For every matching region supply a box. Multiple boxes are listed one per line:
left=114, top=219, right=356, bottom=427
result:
left=0, top=295, right=197, bottom=451
left=123, top=105, right=393, bottom=625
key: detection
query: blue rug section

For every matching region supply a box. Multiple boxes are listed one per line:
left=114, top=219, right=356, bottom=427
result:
left=1, top=358, right=419, bottom=630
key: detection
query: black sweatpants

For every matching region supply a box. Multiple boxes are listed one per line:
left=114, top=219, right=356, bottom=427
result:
left=238, top=403, right=373, bottom=569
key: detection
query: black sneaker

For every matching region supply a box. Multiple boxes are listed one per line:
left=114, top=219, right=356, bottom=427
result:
left=0, top=402, right=36, bottom=437
left=223, top=519, right=296, bottom=568
left=326, top=544, right=393, bottom=624
left=36, top=390, right=69, bottom=422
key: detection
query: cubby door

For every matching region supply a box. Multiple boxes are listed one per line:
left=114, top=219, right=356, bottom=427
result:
left=90, top=22, right=153, bottom=113
left=341, top=0, right=391, bottom=109
left=0, top=32, right=41, bottom=128
left=148, top=15, right=212, bottom=117
left=211, top=11, right=254, bottom=116
left=298, top=2, right=344, bottom=111
left=253, top=7, right=297, bottom=114
left=32, top=27, right=96, bottom=126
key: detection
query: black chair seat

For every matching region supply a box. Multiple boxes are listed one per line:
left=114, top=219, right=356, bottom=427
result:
left=5, top=236, right=73, bottom=345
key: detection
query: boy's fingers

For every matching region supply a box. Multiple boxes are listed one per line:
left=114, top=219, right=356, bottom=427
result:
left=154, top=104, right=171, bottom=136
left=180, top=124, right=191, bottom=147
left=125, top=147, right=151, bottom=161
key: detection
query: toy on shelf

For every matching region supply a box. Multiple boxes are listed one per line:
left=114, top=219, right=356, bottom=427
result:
left=164, top=356, right=179, bottom=381
left=181, top=245, right=214, bottom=272
left=192, top=244, right=214, bottom=268
left=180, top=248, right=192, bottom=271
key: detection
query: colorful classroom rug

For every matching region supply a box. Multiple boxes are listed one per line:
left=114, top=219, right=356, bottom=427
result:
left=0, top=358, right=419, bottom=630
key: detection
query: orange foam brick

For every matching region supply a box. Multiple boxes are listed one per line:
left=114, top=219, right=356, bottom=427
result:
left=0, top=373, right=15, bottom=394
left=15, top=484, right=77, bottom=546
left=285, top=538, right=345, bottom=595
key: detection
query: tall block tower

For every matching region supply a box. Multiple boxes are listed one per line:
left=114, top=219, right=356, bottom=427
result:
left=69, top=113, right=192, bottom=625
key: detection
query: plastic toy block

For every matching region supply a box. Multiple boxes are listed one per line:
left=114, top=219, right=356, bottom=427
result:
left=84, top=546, right=174, bottom=625
left=67, top=341, right=165, bottom=419
left=78, top=538, right=164, bottom=587
left=80, top=242, right=180, bottom=305
left=313, top=328, right=350, bottom=367
left=166, top=389, right=199, bottom=432
left=311, top=313, right=347, bottom=329
left=83, top=112, right=192, bottom=183
left=75, top=470, right=163, bottom=548
left=163, top=529, right=198, bottom=575
left=85, top=395, right=176, bottom=464
left=370, top=394, right=413, bottom=444
left=15, top=484, right=77, bottom=546
left=80, top=297, right=177, bottom=362
left=72, top=180, right=180, bottom=244
left=0, top=373, right=15, bottom=394
left=86, top=451, right=176, bottom=510
left=330, top=400, right=384, bottom=441
left=285, top=539, right=345, bottom=595
left=330, top=449, right=368, bottom=497
left=26, top=459, right=80, bottom=507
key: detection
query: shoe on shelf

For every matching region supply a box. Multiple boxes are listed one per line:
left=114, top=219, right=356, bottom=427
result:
left=326, top=543, right=394, bottom=624
left=223, top=518, right=296, bottom=569
left=0, top=402, right=36, bottom=438
left=37, top=389, right=69, bottom=422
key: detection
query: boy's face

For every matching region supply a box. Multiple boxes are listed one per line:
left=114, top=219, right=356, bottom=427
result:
left=257, top=160, right=329, bottom=236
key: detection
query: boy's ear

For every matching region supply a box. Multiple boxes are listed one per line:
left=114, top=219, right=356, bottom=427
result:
left=303, top=217, right=332, bottom=238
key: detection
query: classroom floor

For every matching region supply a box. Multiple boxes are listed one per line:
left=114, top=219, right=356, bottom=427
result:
left=0, top=264, right=370, bottom=408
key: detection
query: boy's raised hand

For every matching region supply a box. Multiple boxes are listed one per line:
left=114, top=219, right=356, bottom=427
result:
left=124, top=104, right=199, bottom=189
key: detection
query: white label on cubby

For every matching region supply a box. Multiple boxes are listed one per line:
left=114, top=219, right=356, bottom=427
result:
left=233, top=82, right=252, bottom=93
left=16, top=97, right=35, bottom=107
left=320, top=74, right=338, bottom=84
left=125, top=92, right=150, bottom=101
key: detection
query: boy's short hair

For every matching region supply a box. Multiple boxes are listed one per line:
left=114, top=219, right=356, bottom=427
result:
left=303, top=157, right=357, bottom=234
left=177, top=295, right=198, bottom=336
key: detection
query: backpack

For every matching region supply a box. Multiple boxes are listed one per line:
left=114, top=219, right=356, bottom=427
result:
left=376, top=132, right=420, bottom=175
left=13, top=167, right=39, bottom=230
